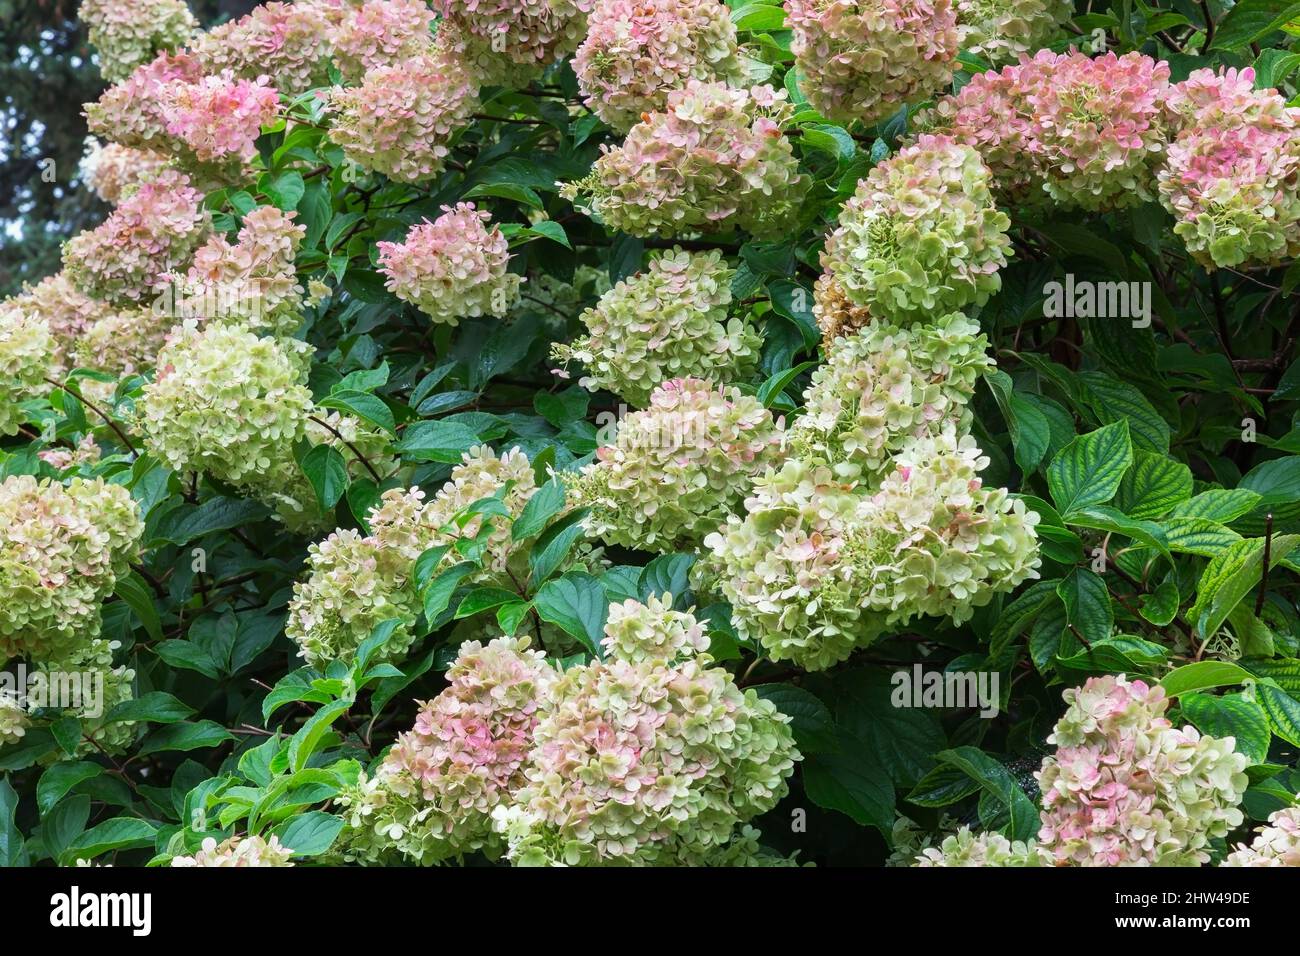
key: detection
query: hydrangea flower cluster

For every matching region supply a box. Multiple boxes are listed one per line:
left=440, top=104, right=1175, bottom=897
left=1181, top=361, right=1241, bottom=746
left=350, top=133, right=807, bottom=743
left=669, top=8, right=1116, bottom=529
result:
left=162, top=72, right=281, bottom=173
left=785, top=0, right=958, bottom=125
left=328, top=46, right=480, bottom=184
left=0, top=273, right=107, bottom=369
left=811, top=274, right=874, bottom=348
left=561, top=81, right=807, bottom=239
left=0, top=690, right=27, bottom=747
left=137, top=323, right=314, bottom=487
left=914, top=826, right=1050, bottom=866
left=1157, top=68, right=1300, bottom=269
left=80, top=139, right=173, bottom=206
left=287, top=448, right=549, bottom=666
left=171, top=834, right=295, bottom=867
left=336, top=636, right=557, bottom=864
left=377, top=203, right=521, bottom=325
left=1222, top=807, right=1300, bottom=867
left=574, top=0, right=744, bottom=132
left=0, top=304, right=54, bottom=438
left=430, top=0, right=595, bottom=83
left=1036, top=675, right=1249, bottom=866
left=498, top=596, right=798, bottom=866
left=821, top=135, right=1011, bottom=322
left=62, top=169, right=208, bottom=303
left=705, top=430, right=1041, bottom=670
left=0, top=476, right=143, bottom=666
left=44, top=637, right=140, bottom=757
left=332, top=0, right=438, bottom=81
left=73, top=304, right=175, bottom=380
left=1022, top=50, right=1170, bottom=211
left=569, top=378, right=783, bottom=551
left=85, top=51, right=206, bottom=156
left=190, top=1, right=333, bottom=96
left=790, top=313, right=992, bottom=484
left=953, top=0, right=1072, bottom=67
left=179, top=205, right=309, bottom=335
left=551, top=248, right=760, bottom=406
left=80, top=0, right=198, bottom=83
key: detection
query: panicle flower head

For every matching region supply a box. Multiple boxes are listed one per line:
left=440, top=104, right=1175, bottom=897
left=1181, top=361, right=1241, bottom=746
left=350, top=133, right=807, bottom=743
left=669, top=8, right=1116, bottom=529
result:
left=0, top=304, right=55, bottom=438
left=1222, top=807, right=1300, bottom=867
left=328, top=46, right=480, bottom=184
left=0, top=476, right=142, bottom=665
left=1157, top=68, right=1300, bottom=269
left=561, top=81, right=807, bottom=239
left=336, top=636, right=557, bottom=864
left=821, top=134, right=1011, bottom=322
left=551, top=248, right=760, bottom=406
left=1036, top=674, right=1250, bottom=866
left=332, top=0, right=438, bottom=80
left=137, top=324, right=314, bottom=487
left=377, top=203, right=520, bottom=325
left=570, top=378, right=782, bottom=551
left=0, top=273, right=108, bottom=370
left=1023, top=50, right=1170, bottom=211
left=574, top=0, right=744, bottom=132
left=171, top=834, right=295, bottom=867
left=191, top=1, right=334, bottom=96
left=953, top=0, right=1072, bottom=66
left=0, top=689, right=28, bottom=746
left=502, top=599, right=798, bottom=865
left=62, top=169, right=208, bottom=303
left=162, top=72, right=281, bottom=171
left=431, top=0, right=595, bottom=82
left=81, top=0, right=198, bottom=83
left=914, top=826, right=1049, bottom=866
left=73, top=304, right=174, bottom=379
left=785, top=0, right=959, bottom=125
left=789, top=313, right=992, bottom=484
left=85, top=51, right=205, bottom=155
left=80, top=139, right=174, bottom=205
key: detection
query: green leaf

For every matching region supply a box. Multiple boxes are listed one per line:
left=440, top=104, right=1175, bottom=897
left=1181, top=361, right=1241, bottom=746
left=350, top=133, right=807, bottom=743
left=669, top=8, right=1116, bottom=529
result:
left=526, top=508, right=590, bottom=585
left=298, top=443, right=348, bottom=510
left=752, top=684, right=837, bottom=754
left=288, top=699, right=352, bottom=772
left=518, top=220, right=571, bottom=249
left=1239, top=657, right=1300, bottom=696
left=512, top=477, right=566, bottom=541
left=1056, top=568, right=1114, bottom=646
left=152, top=496, right=270, bottom=546
left=988, top=371, right=1051, bottom=473
left=395, top=420, right=481, bottom=463
left=1115, top=450, right=1192, bottom=520
left=274, top=810, right=346, bottom=857
left=37, top=762, right=102, bottom=814
left=138, top=720, right=234, bottom=756
left=638, top=553, right=697, bottom=608
left=1181, top=693, right=1271, bottom=763
left=1211, top=0, right=1300, bottom=49
left=832, top=668, right=945, bottom=786
left=1077, top=371, right=1170, bottom=453
left=1160, top=661, right=1253, bottom=697
left=455, top=586, right=522, bottom=619
left=463, top=182, right=544, bottom=210
left=1189, top=535, right=1300, bottom=640
left=64, top=817, right=157, bottom=863
left=104, top=692, right=195, bottom=726
left=263, top=170, right=305, bottom=211
left=802, top=735, right=895, bottom=833
left=929, top=747, right=1038, bottom=843
left=0, top=778, right=27, bottom=867
left=1257, top=682, right=1300, bottom=747
left=1139, top=580, right=1181, bottom=627
left=113, top=571, right=162, bottom=641
left=532, top=572, right=609, bottom=657
left=1170, top=489, right=1262, bottom=523
left=731, top=2, right=787, bottom=30
left=1047, top=421, right=1133, bottom=517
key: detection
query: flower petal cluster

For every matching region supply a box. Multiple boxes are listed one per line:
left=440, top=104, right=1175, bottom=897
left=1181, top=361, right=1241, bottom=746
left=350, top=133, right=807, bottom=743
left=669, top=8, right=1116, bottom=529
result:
left=0, top=273, right=108, bottom=370
left=336, top=636, right=557, bottom=864
left=0, top=303, right=54, bottom=438
left=1222, top=807, right=1300, bottom=867
left=574, top=0, right=744, bottom=132
left=1157, top=68, right=1300, bottom=269
left=1036, top=675, right=1250, bottom=866
left=171, top=834, right=295, bottom=867
left=914, top=826, right=1050, bottom=866
left=569, top=378, right=782, bottom=551
left=377, top=203, right=521, bottom=325
left=790, top=313, right=992, bottom=484
left=0, top=476, right=142, bottom=665
left=0, top=689, right=29, bottom=746
left=191, top=1, right=334, bottom=96
left=785, top=0, right=959, bottom=125
left=328, top=46, right=480, bottom=184
left=73, top=304, right=175, bottom=379
left=85, top=51, right=205, bottom=155
left=63, top=169, right=208, bottom=303
left=561, top=81, right=807, bottom=239
left=80, top=139, right=173, bottom=205
left=430, top=0, right=595, bottom=82
left=954, top=0, right=1072, bottom=67
left=81, top=0, right=198, bottom=83
left=332, top=0, right=438, bottom=81
left=821, top=134, right=1010, bottom=322
left=162, top=72, right=281, bottom=170
left=551, top=248, right=760, bottom=406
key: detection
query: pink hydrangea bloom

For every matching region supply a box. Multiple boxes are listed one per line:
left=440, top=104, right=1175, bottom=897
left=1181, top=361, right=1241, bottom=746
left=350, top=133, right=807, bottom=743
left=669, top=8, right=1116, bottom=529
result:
left=164, top=72, right=281, bottom=168
left=377, top=203, right=521, bottom=325
left=785, top=0, right=959, bottom=125
left=1222, top=807, right=1300, bottom=867
left=574, top=0, right=744, bottom=132
left=1157, top=67, right=1300, bottom=268
left=81, top=0, right=197, bottom=83
left=85, top=51, right=206, bottom=155
left=328, top=46, right=480, bottom=184
left=431, top=0, right=595, bottom=83
left=63, top=169, right=208, bottom=303
left=1036, top=675, right=1248, bottom=866
left=331, top=0, right=437, bottom=81
left=1023, top=50, right=1170, bottom=211
left=80, top=139, right=173, bottom=205
left=191, top=1, right=334, bottom=96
